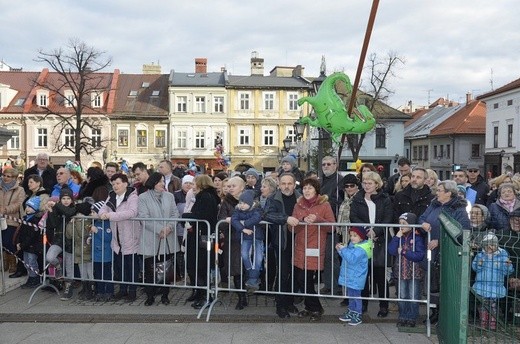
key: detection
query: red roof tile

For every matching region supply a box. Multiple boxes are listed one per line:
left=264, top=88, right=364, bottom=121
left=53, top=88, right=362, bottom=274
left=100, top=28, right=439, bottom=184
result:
left=477, top=77, right=520, bottom=100
left=429, top=100, right=486, bottom=136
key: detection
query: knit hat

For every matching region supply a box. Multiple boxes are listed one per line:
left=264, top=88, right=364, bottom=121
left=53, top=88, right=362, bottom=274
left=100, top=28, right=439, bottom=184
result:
left=281, top=155, right=297, bottom=169
left=349, top=227, right=367, bottom=241
left=59, top=187, right=73, bottom=200
left=182, top=175, right=194, bottom=184
left=26, top=197, right=40, bottom=212
left=239, top=190, right=255, bottom=207
left=399, top=212, right=417, bottom=225
left=481, top=232, right=498, bottom=246
left=91, top=201, right=105, bottom=214
left=457, top=185, right=467, bottom=195
left=244, top=168, right=259, bottom=180
left=472, top=204, right=490, bottom=222
left=342, top=174, right=360, bottom=188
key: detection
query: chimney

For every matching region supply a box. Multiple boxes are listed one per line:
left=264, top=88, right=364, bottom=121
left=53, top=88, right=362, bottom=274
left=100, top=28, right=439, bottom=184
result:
left=250, top=51, right=264, bottom=76
left=466, top=92, right=472, bottom=104
left=291, top=65, right=305, bottom=77
left=195, top=58, right=207, bottom=73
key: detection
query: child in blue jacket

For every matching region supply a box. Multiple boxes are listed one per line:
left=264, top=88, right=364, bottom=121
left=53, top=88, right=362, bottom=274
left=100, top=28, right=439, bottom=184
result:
left=388, top=212, right=425, bottom=328
left=472, top=232, right=514, bottom=330
left=90, top=201, right=114, bottom=301
left=336, top=227, right=372, bottom=326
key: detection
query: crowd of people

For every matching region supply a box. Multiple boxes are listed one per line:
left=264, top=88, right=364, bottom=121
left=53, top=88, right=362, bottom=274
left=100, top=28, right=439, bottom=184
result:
left=1, top=153, right=520, bottom=329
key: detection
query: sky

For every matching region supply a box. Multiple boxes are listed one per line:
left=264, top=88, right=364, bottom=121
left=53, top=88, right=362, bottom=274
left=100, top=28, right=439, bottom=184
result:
left=2, top=0, right=520, bottom=109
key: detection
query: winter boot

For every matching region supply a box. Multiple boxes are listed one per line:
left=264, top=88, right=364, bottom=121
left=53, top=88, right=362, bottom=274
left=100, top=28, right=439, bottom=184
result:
left=60, top=282, right=73, bottom=301
left=235, top=292, right=248, bottom=310
left=21, top=276, right=40, bottom=289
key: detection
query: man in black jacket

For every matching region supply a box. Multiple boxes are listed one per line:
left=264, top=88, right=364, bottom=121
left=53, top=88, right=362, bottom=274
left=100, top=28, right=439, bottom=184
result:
left=466, top=165, right=489, bottom=206
left=393, top=167, right=434, bottom=222
left=22, top=153, right=57, bottom=194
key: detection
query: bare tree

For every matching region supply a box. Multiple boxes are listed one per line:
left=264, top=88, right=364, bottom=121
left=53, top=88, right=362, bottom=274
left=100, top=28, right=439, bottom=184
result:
left=34, top=38, right=112, bottom=163
left=344, top=51, right=405, bottom=161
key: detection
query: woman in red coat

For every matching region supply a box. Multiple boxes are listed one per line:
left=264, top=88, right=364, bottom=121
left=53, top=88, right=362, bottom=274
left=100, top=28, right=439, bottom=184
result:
left=290, top=178, right=335, bottom=321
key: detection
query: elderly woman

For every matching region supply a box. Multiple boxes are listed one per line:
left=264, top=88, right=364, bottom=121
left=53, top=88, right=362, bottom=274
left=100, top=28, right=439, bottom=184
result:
left=486, top=174, right=513, bottom=207
left=138, top=172, right=180, bottom=306
left=350, top=171, right=393, bottom=317
left=489, top=183, right=520, bottom=236
left=1, top=167, right=26, bottom=275
left=419, top=180, right=470, bottom=324
left=290, top=178, right=335, bottom=322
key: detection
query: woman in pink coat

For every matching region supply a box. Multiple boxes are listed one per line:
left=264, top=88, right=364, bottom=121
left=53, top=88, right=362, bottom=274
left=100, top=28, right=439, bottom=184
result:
left=98, top=173, right=139, bottom=302
left=290, top=178, right=335, bottom=321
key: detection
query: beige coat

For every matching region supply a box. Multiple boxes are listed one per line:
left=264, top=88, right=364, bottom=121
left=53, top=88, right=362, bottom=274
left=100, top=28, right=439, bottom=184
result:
left=0, top=184, right=26, bottom=226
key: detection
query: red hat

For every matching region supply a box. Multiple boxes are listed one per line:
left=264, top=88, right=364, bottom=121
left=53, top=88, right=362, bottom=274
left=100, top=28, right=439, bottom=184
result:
left=349, top=227, right=367, bottom=241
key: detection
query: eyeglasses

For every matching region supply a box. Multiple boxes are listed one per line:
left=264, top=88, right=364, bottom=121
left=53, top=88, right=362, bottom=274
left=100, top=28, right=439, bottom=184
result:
left=57, top=172, right=66, bottom=175
left=2, top=175, right=13, bottom=178
left=344, top=184, right=356, bottom=188
left=322, top=162, right=335, bottom=166
left=467, top=169, right=479, bottom=173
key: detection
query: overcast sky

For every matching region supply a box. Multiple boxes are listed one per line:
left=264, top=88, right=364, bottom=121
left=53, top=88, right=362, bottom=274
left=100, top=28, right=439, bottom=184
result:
left=2, top=0, right=520, bottom=108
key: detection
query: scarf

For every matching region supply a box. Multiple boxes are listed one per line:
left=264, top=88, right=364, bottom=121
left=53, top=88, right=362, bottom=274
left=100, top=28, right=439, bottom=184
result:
left=1, top=179, right=16, bottom=192
left=152, top=190, right=163, bottom=204
left=302, top=194, right=319, bottom=208
left=499, top=198, right=515, bottom=212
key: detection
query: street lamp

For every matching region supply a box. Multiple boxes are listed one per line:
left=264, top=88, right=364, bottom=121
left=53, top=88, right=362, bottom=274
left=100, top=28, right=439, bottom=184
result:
left=283, top=136, right=292, bottom=152
left=394, top=153, right=400, bottom=163
left=293, top=120, right=306, bottom=141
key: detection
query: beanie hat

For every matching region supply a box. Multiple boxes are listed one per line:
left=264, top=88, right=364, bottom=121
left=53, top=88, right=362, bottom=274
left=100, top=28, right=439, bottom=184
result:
left=26, top=197, right=40, bottom=212
left=342, top=174, right=360, bottom=188
left=91, top=201, right=105, bottom=214
left=239, top=190, right=255, bottom=207
left=244, top=168, right=259, bottom=180
left=59, top=187, right=73, bottom=200
left=399, top=212, right=417, bottom=225
left=457, top=185, right=467, bottom=195
left=481, top=232, right=498, bottom=246
left=182, top=175, right=194, bottom=184
left=349, top=227, right=367, bottom=241
left=281, top=155, right=297, bottom=169
left=472, top=204, right=490, bottom=222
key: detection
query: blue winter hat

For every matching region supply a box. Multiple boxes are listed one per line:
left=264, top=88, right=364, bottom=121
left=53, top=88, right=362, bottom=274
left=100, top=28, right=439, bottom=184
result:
left=26, top=197, right=40, bottom=212
left=244, top=168, right=260, bottom=180
left=239, top=190, right=255, bottom=207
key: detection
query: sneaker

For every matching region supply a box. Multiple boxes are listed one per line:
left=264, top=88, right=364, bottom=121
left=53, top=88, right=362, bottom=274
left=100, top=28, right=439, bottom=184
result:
left=339, top=309, right=352, bottom=322
left=406, top=320, right=416, bottom=328
left=349, top=312, right=362, bottom=326
left=60, top=284, right=73, bottom=301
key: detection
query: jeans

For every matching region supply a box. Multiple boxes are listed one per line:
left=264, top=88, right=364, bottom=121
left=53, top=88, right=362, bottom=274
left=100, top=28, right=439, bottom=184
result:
left=93, top=261, right=114, bottom=295
left=113, top=252, right=138, bottom=294
left=241, top=239, right=264, bottom=285
left=348, top=288, right=362, bottom=314
left=23, top=251, right=39, bottom=277
left=398, top=278, right=421, bottom=321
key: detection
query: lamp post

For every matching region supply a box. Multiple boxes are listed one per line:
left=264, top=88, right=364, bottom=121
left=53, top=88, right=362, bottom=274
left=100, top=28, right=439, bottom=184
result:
left=311, top=61, right=327, bottom=172
left=500, top=149, right=506, bottom=174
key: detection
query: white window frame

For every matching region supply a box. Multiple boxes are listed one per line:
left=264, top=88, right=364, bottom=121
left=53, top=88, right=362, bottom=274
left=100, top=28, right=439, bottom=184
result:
left=194, top=129, right=206, bottom=149
left=7, top=127, right=20, bottom=149
left=155, top=128, right=166, bottom=148
left=176, top=96, right=187, bottom=112
left=288, top=92, right=299, bottom=111
left=63, top=128, right=75, bottom=148
left=91, top=128, right=101, bottom=148
left=285, top=127, right=296, bottom=144
left=37, top=90, right=48, bottom=107
left=262, top=126, right=276, bottom=146
left=176, top=129, right=187, bottom=149
left=195, top=96, right=206, bottom=113
left=237, top=126, right=252, bottom=146
left=36, top=127, right=48, bottom=148
left=136, top=125, right=148, bottom=148
left=213, top=96, right=224, bottom=113
left=117, top=126, right=130, bottom=147
left=263, top=92, right=275, bottom=111
left=64, top=90, right=76, bottom=107
left=239, top=92, right=251, bottom=111
left=91, top=91, right=103, bottom=108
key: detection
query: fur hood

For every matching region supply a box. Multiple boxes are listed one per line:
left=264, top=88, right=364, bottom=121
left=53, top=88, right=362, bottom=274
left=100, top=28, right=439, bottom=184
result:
left=296, top=194, right=329, bottom=207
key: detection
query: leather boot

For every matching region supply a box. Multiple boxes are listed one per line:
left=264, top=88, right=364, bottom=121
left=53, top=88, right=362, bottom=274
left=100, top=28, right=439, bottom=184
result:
left=235, top=292, right=248, bottom=310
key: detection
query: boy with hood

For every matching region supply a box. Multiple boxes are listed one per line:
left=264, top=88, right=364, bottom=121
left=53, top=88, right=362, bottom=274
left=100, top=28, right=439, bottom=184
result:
left=279, top=155, right=304, bottom=189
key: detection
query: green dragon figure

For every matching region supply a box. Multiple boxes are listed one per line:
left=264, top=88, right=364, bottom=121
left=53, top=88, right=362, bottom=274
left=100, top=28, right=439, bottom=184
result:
left=297, top=72, right=376, bottom=143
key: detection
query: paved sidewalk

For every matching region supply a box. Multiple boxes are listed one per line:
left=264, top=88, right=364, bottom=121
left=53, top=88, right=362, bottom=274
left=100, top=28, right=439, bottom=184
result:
left=0, top=280, right=438, bottom=344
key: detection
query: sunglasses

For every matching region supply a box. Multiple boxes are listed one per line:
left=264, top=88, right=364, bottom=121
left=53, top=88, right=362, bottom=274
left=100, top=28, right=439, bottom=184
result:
left=467, top=169, right=479, bottom=173
left=344, top=184, right=356, bottom=188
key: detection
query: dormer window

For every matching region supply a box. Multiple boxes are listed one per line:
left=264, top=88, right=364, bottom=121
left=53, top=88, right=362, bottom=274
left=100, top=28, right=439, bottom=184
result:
left=64, top=90, right=76, bottom=107
left=37, top=90, right=49, bottom=107
left=91, top=91, right=103, bottom=108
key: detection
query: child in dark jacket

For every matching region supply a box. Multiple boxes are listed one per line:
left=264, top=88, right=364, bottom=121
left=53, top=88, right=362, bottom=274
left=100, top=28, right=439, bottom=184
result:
left=388, top=212, right=425, bottom=328
left=90, top=201, right=114, bottom=301
left=231, top=190, right=264, bottom=292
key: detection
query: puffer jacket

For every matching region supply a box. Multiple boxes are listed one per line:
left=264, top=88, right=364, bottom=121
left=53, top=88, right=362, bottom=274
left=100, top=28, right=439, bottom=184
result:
left=98, top=187, right=139, bottom=255
left=290, top=195, right=335, bottom=271
left=338, top=240, right=373, bottom=290
left=472, top=247, right=513, bottom=298
left=65, top=216, right=92, bottom=264
left=489, top=199, right=520, bottom=234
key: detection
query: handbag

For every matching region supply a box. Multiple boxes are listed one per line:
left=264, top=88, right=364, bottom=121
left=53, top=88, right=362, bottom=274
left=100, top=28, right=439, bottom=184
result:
left=155, top=238, right=175, bottom=284
left=430, top=255, right=441, bottom=293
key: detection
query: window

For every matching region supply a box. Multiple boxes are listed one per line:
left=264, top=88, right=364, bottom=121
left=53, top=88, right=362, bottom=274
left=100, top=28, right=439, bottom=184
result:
left=151, top=90, right=160, bottom=97
left=36, top=128, right=48, bottom=148
left=214, top=96, right=224, bottom=113
left=195, top=96, right=206, bottom=113
left=493, top=103, right=499, bottom=109
left=286, top=127, right=296, bottom=144
left=129, top=90, right=138, bottom=97
left=439, top=145, right=444, bottom=158
left=176, top=130, right=187, bottom=149
left=508, top=124, right=513, bottom=147
left=239, top=93, right=250, bottom=110
left=155, top=129, right=166, bottom=147
left=508, top=99, right=513, bottom=106
left=412, top=146, right=417, bottom=160
left=263, top=127, right=275, bottom=146
left=238, top=127, right=251, bottom=145
left=433, top=145, right=438, bottom=158
left=64, top=91, right=75, bottom=107
left=471, top=144, right=480, bottom=158
left=493, top=126, right=498, bottom=148
left=214, top=130, right=224, bottom=147
left=118, top=129, right=129, bottom=147
left=263, top=92, right=274, bottom=110
left=288, top=93, right=299, bottom=111
left=14, top=98, right=25, bottom=106
left=424, top=145, right=429, bottom=161
left=375, top=127, right=386, bottom=148
left=195, top=130, right=205, bottom=148
left=38, top=92, right=48, bottom=107
left=7, top=129, right=20, bottom=149
left=176, top=96, right=187, bottom=112
left=91, top=128, right=101, bottom=148
left=137, top=129, right=147, bottom=147
left=446, top=144, right=451, bottom=159
left=64, top=128, right=75, bottom=147
left=418, top=146, right=423, bottom=160
left=91, top=92, right=103, bottom=108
